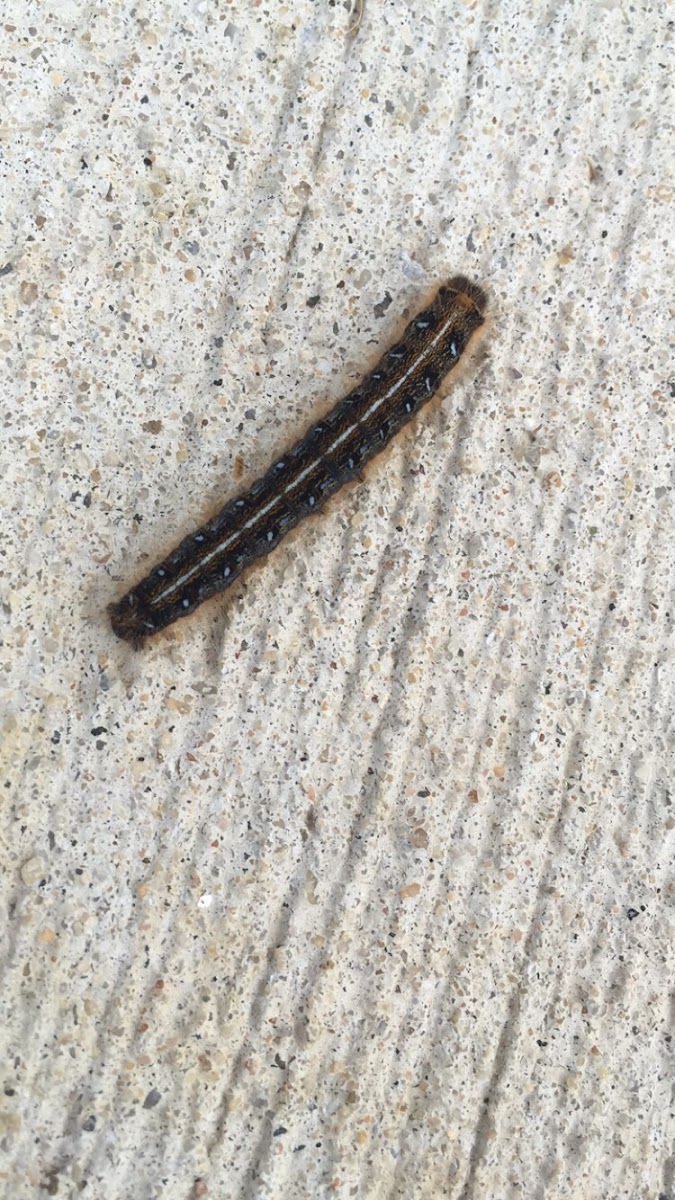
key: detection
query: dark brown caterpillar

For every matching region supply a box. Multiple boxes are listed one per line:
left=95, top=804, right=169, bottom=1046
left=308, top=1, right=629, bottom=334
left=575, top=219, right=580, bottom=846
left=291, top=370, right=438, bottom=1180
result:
left=109, top=276, right=487, bottom=645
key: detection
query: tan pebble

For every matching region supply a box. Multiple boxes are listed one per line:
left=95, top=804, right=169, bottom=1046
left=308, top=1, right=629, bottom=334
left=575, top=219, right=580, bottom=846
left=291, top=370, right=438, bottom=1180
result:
left=400, top=882, right=421, bottom=899
left=21, top=855, right=45, bottom=885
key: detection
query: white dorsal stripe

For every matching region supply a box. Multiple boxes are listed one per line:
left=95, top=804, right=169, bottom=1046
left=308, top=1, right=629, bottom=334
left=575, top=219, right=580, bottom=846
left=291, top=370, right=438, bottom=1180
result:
left=151, top=309, right=457, bottom=607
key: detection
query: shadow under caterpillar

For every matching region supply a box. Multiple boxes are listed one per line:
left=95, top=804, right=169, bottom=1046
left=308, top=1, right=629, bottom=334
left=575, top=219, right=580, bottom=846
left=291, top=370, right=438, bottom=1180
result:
left=109, top=276, right=487, bottom=646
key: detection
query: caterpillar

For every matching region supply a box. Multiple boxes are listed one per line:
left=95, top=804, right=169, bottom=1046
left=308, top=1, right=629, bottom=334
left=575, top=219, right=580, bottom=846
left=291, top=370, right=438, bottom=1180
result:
left=109, top=276, right=487, bottom=646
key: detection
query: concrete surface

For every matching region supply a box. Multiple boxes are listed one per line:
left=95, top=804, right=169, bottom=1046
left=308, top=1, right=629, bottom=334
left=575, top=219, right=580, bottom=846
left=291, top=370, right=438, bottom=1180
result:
left=1, top=1, right=673, bottom=1198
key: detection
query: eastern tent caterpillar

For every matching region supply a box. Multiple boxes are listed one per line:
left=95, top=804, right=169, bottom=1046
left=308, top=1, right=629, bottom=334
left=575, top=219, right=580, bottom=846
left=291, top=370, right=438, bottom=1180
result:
left=109, top=277, right=487, bottom=646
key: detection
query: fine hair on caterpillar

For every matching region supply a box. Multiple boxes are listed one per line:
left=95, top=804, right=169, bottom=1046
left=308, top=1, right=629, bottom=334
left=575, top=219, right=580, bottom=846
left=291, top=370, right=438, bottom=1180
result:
left=108, top=276, right=488, bottom=646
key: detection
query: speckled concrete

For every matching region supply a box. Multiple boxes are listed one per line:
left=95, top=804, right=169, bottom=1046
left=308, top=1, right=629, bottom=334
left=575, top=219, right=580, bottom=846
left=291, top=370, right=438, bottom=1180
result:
left=1, top=2, right=673, bottom=1198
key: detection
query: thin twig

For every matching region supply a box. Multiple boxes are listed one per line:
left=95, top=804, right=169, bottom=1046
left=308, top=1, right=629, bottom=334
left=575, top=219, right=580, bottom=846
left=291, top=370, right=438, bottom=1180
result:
left=347, top=0, right=364, bottom=38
